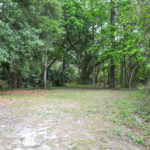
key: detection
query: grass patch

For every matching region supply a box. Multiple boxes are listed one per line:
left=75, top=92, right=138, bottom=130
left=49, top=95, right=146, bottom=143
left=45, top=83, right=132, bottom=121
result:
left=111, top=97, right=150, bottom=147
left=0, top=88, right=149, bottom=149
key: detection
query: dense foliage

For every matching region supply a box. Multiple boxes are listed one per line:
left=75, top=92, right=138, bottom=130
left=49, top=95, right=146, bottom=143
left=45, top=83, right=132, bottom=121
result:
left=0, top=0, right=149, bottom=89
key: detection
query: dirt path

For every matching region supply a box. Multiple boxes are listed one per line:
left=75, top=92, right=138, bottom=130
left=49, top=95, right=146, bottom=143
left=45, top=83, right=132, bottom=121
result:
left=0, top=89, right=147, bottom=150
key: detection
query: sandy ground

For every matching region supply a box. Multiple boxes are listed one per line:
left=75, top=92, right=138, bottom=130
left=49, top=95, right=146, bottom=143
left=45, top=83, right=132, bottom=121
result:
left=0, top=89, right=148, bottom=150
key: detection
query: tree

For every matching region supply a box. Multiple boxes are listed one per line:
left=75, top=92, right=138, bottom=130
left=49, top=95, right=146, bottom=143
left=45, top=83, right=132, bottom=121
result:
left=0, top=0, right=43, bottom=88
left=0, top=0, right=149, bottom=90
left=38, top=0, right=62, bottom=88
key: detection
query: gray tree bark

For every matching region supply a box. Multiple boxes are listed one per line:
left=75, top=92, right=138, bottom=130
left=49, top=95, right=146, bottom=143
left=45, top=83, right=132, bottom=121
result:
left=109, top=0, right=115, bottom=88
left=43, top=34, right=49, bottom=89
left=103, top=62, right=106, bottom=88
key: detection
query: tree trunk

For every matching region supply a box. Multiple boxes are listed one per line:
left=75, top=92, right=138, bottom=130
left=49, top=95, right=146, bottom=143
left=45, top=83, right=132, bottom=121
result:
left=109, top=0, right=115, bottom=88
left=12, top=72, right=18, bottom=89
left=80, top=66, right=92, bottom=81
left=43, top=34, right=49, bottom=89
left=61, top=56, right=66, bottom=86
left=134, top=66, right=138, bottom=85
left=120, top=60, right=124, bottom=86
left=128, top=56, right=132, bottom=86
left=95, top=66, right=100, bottom=84
left=92, top=64, right=96, bottom=88
left=109, top=59, right=115, bottom=88
left=108, top=70, right=110, bottom=86
left=103, top=62, right=106, bottom=88
left=43, top=52, right=48, bottom=89
left=124, top=55, right=128, bottom=86
left=91, top=0, right=96, bottom=88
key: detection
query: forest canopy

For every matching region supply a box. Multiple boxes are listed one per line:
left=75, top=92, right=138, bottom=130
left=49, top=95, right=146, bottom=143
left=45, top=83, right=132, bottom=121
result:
left=0, top=0, right=150, bottom=89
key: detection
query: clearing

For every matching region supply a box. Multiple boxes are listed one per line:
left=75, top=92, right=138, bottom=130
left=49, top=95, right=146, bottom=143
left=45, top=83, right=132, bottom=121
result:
left=0, top=89, right=149, bottom=150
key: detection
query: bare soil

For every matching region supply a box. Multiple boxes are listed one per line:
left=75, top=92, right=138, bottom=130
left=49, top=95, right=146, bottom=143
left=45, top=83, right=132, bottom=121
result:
left=0, top=89, right=148, bottom=150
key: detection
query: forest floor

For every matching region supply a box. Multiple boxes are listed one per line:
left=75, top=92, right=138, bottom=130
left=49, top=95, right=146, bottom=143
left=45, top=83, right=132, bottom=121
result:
left=0, top=89, right=149, bottom=150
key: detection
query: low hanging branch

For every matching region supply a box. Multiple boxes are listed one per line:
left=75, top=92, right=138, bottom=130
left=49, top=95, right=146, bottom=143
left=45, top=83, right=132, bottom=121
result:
left=47, top=58, right=57, bottom=68
left=129, top=61, right=142, bottom=95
